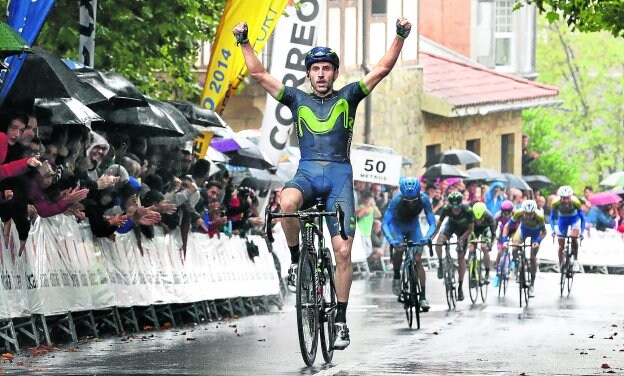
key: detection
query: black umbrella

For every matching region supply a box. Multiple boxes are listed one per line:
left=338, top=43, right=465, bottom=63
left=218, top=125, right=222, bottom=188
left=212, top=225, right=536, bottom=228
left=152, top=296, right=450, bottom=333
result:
left=167, top=100, right=227, bottom=128
left=4, top=47, right=108, bottom=110
left=422, top=163, right=469, bottom=180
left=522, top=175, right=552, bottom=190
left=74, top=67, right=148, bottom=107
left=97, top=100, right=185, bottom=138
left=465, top=167, right=500, bottom=182
left=425, top=149, right=482, bottom=167
left=489, top=173, right=531, bottom=190
left=147, top=100, right=201, bottom=145
left=34, top=98, right=102, bottom=127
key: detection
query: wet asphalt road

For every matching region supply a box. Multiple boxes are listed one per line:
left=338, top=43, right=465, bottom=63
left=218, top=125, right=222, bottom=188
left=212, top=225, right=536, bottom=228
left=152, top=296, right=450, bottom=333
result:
left=3, top=270, right=623, bottom=375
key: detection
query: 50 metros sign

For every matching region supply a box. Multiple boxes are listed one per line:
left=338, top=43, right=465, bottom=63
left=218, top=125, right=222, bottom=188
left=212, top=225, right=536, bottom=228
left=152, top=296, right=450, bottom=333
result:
left=350, top=149, right=402, bottom=186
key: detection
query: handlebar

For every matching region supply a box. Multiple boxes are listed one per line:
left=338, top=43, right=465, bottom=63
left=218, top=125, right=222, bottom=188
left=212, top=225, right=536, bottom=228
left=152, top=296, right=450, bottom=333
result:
left=394, top=237, right=434, bottom=257
left=263, top=203, right=348, bottom=243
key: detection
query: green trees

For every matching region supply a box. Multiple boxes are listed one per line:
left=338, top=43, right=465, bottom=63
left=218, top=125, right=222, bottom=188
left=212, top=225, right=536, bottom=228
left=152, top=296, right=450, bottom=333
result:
left=526, top=16, right=624, bottom=191
left=3, top=0, right=226, bottom=101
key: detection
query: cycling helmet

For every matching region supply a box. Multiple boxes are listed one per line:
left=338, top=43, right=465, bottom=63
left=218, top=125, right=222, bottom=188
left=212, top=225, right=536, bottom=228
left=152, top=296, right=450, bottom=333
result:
left=557, top=185, right=573, bottom=197
left=305, top=47, right=340, bottom=71
left=473, top=202, right=487, bottom=220
left=399, top=177, right=420, bottom=199
left=521, top=199, right=537, bottom=213
left=448, top=191, right=463, bottom=207
left=501, top=200, right=513, bottom=211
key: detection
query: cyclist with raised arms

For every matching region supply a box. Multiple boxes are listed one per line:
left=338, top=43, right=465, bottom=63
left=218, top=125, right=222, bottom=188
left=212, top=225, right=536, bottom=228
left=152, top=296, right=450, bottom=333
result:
left=502, top=200, right=547, bottom=297
left=431, top=191, right=474, bottom=302
left=382, top=177, right=436, bottom=311
left=492, top=200, right=518, bottom=287
left=233, top=17, right=412, bottom=350
left=550, top=186, right=586, bottom=272
left=468, top=202, right=496, bottom=284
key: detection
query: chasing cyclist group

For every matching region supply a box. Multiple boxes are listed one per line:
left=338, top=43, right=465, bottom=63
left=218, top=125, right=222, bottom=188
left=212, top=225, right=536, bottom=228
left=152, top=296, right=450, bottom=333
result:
left=382, top=178, right=587, bottom=310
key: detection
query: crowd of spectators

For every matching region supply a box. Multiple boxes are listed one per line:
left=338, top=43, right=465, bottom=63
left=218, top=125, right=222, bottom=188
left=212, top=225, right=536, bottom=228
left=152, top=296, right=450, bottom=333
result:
left=0, top=110, right=265, bottom=258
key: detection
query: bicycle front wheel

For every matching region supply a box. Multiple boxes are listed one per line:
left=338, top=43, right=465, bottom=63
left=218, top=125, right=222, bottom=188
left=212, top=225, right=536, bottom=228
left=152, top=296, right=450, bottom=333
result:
left=566, top=253, right=574, bottom=296
left=518, top=256, right=526, bottom=308
left=445, top=257, right=456, bottom=310
left=319, top=248, right=336, bottom=363
left=468, top=254, right=479, bottom=304
left=402, top=262, right=413, bottom=328
left=296, top=250, right=319, bottom=366
left=409, top=262, right=421, bottom=329
left=479, top=255, right=488, bottom=303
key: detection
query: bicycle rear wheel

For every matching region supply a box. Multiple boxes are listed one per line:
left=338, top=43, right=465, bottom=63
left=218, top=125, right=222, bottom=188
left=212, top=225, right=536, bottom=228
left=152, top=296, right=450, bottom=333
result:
left=409, top=262, right=421, bottom=329
left=518, top=256, right=526, bottom=308
left=319, top=248, right=336, bottom=363
left=296, top=250, right=319, bottom=366
left=468, top=254, right=478, bottom=304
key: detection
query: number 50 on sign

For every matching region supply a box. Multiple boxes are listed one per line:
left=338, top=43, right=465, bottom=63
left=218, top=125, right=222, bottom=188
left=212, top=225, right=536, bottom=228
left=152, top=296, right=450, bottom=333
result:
left=350, top=150, right=402, bottom=185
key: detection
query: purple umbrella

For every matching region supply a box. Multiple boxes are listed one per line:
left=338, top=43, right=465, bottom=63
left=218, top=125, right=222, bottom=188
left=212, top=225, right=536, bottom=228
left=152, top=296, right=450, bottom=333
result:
left=589, top=191, right=622, bottom=206
left=210, top=137, right=256, bottom=153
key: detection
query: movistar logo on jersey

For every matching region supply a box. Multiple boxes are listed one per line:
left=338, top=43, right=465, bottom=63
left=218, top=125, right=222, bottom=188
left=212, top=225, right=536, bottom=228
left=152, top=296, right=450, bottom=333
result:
left=297, top=99, right=353, bottom=136
left=349, top=216, right=356, bottom=230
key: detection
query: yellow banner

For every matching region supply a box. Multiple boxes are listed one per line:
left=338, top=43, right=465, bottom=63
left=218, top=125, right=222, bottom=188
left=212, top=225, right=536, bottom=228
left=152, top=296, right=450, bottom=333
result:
left=200, top=0, right=288, bottom=114
left=193, top=131, right=214, bottom=160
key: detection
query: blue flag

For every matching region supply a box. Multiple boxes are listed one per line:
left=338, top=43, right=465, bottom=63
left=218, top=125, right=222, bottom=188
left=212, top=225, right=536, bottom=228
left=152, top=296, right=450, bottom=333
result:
left=0, top=0, right=55, bottom=106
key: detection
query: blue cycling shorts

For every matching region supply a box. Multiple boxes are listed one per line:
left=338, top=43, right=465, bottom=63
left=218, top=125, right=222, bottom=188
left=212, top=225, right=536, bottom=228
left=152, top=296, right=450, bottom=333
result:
left=284, top=160, right=355, bottom=238
left=556, top=216, right=581, bottom=236
left=514, top=226, right=542, bottom=245
left=386, top=222, right=424, bottom=253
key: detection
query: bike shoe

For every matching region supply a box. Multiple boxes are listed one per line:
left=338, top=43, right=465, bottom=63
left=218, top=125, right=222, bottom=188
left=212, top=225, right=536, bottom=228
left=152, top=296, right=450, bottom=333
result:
left=529, top=284, right=535, bottom=297
left=457, top=288, right=464, bottom=301
left=437, top=264, right=444, bottom=279
left=287, top=263, right=298, bottom=293
left=392, top=279, right=401, bottom=296
left=419, top=298, right=431, bottom=312
left=492, top=275, right=500, bottom=288
left=333, top=322, right=350, bottom=350
left=573, top=260, right=582, bottom=273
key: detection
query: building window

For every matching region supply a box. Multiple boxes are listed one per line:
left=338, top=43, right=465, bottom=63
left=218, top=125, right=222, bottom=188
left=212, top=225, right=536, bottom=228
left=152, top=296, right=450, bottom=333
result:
left=495, top=0, right=513, bottom=67
left=371, top=0, right=387, bottom=16
left=466, top=139, right=481, bottom=169
left=426, top=144, right=441, bottom=167
left=501, top=133, right=514, bottom=173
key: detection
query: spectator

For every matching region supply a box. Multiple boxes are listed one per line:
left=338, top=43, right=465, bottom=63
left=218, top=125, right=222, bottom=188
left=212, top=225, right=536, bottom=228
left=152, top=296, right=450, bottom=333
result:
left=583, top=186, right=593, bottom=212
left=370, top=183, right=388, bottom=212
left=586, top=204, right=615, bottom=232
left=355, top=191, right=382, bottom=262
left=368, top=219, right=385, bottom=271
left=521, top=134, right=539, bottom=175
left=485, top=181, right=505, bottom=214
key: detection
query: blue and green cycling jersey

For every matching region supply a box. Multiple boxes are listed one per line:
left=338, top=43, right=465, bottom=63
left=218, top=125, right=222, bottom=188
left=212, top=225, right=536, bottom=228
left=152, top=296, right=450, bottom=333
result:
left=276, top=80, right=369, bottom=162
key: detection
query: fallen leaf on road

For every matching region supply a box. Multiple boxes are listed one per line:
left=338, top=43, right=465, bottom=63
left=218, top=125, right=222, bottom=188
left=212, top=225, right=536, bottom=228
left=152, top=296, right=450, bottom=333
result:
left=237, top=333, right=241, bottom=337
left=570, top=333, right=574, bottom=335
left=180, top=332, right=186, bottom=335
left=611, top=324, right=617, bottom=327
left=580, top=352, right=588, bottom=355
left=613, top=332, right=618, bottom=336
left=601, top=363, right=610, bottom=369
left=229, top=324, right=237, bottom=328
left=67, top=348, right=78, bottom=352
left=433, top=331, right=438, bottom=335
left=606, top=371, right=615, bottom=374
left=186, top=337, right=196, bottom=341
left=589, top=335, right=594, bottom=338
left=15, top=362, right=24, bottom=366
left=143, top=326, right=155, bottom=331
left=604, top=336, right=614, bottom=340
left=258, top=339, right=266, bottom=342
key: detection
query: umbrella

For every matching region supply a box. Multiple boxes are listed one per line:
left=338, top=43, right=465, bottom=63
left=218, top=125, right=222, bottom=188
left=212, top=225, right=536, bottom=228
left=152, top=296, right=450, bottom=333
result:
left=225, top=144, right=274, bottom=170
left=3, top=47, right=109, bottom=110
left=465, top=167, right=500, bottom=182
left=599, top=171, right=624, bottom=187
left=73, top=67, right=149, bottom=107
left=97, top=100, right=185, bottom=137
left=522, top=175, right=553, bottom=190
left=613, top=187, right=624, bottom=200
left=33, top=98, right=102, bottom=127
left=422, top=163, right=469, bottom=180
left=489, top=173, right=531, bottom=190
left=205, top=146, right=230, bottom=163
left=210, top=137, right=256, bottom=153
left=425, top=149, right=481, bottom=167
left=167, top=100, right=227, bottom=128
left=589, top=191, right=622, bottom=206
left=0, top=22, right=32, bottom=61
left=149, top=99, right=198, bottom=137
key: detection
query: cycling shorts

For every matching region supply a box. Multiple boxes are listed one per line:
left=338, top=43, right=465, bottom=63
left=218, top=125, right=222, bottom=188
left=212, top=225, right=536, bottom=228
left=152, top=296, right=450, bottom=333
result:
left=284, top=160, right=355, bottom=238
left=556, top=216, right=581, bottom=236
left=441, top=222, right=469, bottom=253
left=386, top=222, right=424, bottom=253
left=513, top=227, right=542, bottom=246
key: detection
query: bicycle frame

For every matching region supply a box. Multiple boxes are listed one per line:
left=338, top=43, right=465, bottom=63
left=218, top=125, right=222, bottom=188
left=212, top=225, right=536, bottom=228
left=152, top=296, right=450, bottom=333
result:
left=508, top=239, right=533, bottom=308
left=393, top=237, right=432, bottom=329
left=429, top=240, right=461, bottom=311
left=557, top=234, right=582, bottom=297
left=468, top=235, right=490, bottom=304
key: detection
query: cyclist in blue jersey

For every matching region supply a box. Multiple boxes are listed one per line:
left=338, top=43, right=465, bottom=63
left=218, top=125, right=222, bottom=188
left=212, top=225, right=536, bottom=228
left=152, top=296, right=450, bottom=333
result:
left=550, top=186, right=586, bottom=272
left=234, top=17, right=412, bottom=350
left=382, top=177, right=436, bottom=311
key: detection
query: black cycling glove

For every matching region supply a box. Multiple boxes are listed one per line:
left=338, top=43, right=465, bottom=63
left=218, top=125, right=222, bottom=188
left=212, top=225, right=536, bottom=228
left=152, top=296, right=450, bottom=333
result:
left=396, top=19, right=410, bottom=39
left=235, top=22, right=249, bottom=46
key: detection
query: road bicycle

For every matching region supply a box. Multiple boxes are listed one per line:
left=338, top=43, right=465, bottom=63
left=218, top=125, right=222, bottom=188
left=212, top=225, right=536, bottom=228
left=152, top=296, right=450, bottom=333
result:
left=558, top=235, right=582, bottom=297
left=508, top=240, right=533, bottom=308
left=429, top=239, right=461, bottom=311
left=467, top=235, right=490, bottom=304
left=495, top=241, right=513, bottom=298
left=265, top=199, right=347, bottom=366
left=392, top=237, right=432, bottom=329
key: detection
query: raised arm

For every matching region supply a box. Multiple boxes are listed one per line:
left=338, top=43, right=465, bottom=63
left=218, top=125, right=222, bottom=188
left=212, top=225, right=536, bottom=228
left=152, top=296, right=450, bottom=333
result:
left=233, top=22, right=283, bottom=99
left=362, top=17, right=411, bottom=92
